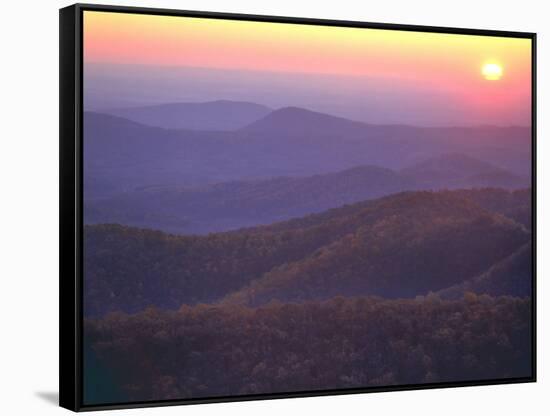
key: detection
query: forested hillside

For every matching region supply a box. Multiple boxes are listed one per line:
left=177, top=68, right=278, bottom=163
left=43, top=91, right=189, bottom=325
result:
left=84, top=189, right=530, bottom=315
left=81, top=20, right=534, bottom=406
left=438, top=243, right=532, bottom=299
left=84, top=295, right=532, bottom=403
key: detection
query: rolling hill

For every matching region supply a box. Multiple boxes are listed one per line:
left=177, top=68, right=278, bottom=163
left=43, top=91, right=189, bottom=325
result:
left=83, top=107, right=531, bottom=198
left=438, top=242, right=532, bottom=299
left=220, top=191, right=529, bottom=306
left=240, top=106, right=375, bottom=138
left=401, top=153, right=528, bottom=189
left=84, top=165, right=415, bottom=234
left=445, top=188, right=532, bottom=229
left=83, top=112, right=230, bottom=198
left=84, top=190, right=530, bottom=316
left=84, top=153, right=528, bottom=235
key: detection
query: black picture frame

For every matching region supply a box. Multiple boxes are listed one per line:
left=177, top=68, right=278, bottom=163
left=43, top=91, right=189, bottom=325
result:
left=60, top=3, right=537, bottom=412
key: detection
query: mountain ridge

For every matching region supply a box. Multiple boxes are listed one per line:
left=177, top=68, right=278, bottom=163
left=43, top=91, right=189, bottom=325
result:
left=83, top=105, right=531, bottom=200
left=220, top=191, right=528, bottom=305
left=84, top=189, right=530, bottom=316
left=240, top=106, right=372, bottom=134
left=85, top=152, right=529, bottom=235
left=437, top=242, right=532, bottom=299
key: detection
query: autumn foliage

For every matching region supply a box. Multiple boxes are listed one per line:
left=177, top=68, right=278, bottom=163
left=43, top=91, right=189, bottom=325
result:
left=84, top=294, right=531, bottom=403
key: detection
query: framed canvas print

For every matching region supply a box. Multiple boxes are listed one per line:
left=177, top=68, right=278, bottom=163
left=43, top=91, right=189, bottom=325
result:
left=59, top=3, right=536, bottom=412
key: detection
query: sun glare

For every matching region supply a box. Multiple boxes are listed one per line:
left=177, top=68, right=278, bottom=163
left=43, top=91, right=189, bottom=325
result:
left=482, top=63, right=503, bottom=80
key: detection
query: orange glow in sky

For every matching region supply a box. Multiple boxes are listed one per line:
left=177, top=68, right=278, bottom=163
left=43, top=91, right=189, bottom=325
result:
left=83, top=11, right=532, bottom=125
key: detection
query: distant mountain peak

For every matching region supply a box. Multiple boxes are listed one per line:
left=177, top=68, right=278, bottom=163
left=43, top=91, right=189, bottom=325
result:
left=272, top=106, right=322, bottom=115
left=253, top=106, right=361, bottom=123
left=240, top=106, right=368, bottom=135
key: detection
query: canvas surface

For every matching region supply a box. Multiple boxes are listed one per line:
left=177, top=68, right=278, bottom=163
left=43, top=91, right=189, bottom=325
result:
left=81, top=10, right=533, bottom=406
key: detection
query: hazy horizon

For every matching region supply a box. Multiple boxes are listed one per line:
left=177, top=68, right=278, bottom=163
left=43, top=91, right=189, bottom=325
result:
left=83, top=12, right=532, bottom=128
left=84, top=62, right=532, bottom=128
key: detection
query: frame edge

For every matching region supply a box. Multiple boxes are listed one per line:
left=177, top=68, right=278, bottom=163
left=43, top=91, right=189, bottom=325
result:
left=74, top=2, right=535, bottom=38
left=60, top=4, right=82, bottom=412
left=64, top=3, right=537, bottom=412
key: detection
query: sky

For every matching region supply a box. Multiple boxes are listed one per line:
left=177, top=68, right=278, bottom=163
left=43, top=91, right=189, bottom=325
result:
left=83, top=11, right=532, bottom=126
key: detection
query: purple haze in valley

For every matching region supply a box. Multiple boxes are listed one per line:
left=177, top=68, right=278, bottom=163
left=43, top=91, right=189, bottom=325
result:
left=84, top=63, right=531, bottom=127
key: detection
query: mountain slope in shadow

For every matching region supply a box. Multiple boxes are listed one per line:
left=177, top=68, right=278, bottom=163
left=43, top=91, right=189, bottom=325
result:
left=438, top=242, right=532, bottom=299
left=221, top=191, right=529, bottom=306
left=84, top=190, right=530, bottom=316
left=83, top=107, right=531, bottom=198
left=85, top=165, right=415, bottom=234
left=85, top=153, right=528, bottom=235
left=401, top=153, right=528, bottom=189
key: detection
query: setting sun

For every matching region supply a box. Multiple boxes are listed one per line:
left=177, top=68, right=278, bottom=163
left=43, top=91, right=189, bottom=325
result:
left=482, top=62, right=503, bottom=80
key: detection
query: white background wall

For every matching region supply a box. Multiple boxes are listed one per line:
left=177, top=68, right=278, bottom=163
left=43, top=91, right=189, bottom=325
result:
left=0, top=0, right=547, bottom=413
